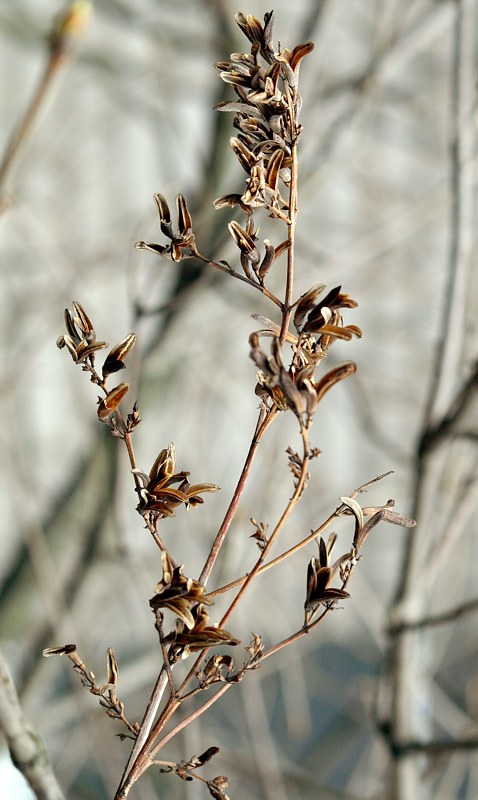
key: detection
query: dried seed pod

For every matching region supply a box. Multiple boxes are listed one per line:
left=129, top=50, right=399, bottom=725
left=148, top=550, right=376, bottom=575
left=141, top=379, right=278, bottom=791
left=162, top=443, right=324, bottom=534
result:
left=148, top=443, right=176, bottom=488
left=97, top=382, right=129, bottom=420
left=250, top=314, right=298, bottom=344
left=64, top=307, right=80, bottom=340
left=305, top=555, right=350, bottom=612
left=293, top=284, right=326, bottom=331
left=213, top=194, right=243, bottom=210
left=305, top=321, right=353, bottom=338
left=102, top=333, right=136, bottom=378
left=75, top=339, right=109, bottom=360
left=265, top=148, right=284, bottom=191
left=314, top=362, right=356, bottom=405
left=219, top=69, right=251, bottom=87
left=60, top=334, right=79, bottom=360
left=229, top=221, right=260, bottom=265
left=176, top=194, right=192, bottom=235
left=153, top=193, right=174, bottom=238
left=43, top=644, right=77, bottom=657
left=230, top=137, right=256, bottom=173
left=257, top=239, right=276, bottom=280
left=72, top=301, right=94, bottom=337
left=106, top=648, right=119, bottom=687
left=196, top=747, right=220, bottom=766
left=276, top=42, right=314, bottom=87
left=339, top=495, right=365, bottom=548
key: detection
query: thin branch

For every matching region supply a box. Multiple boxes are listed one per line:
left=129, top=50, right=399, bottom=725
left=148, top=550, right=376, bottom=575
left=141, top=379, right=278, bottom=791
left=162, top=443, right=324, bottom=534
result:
left=389, top=737, right=478, bottom=757
left=0, top=650, right=66, bottom=800
left=196, top=252, right=283, bottom=309
left=0, top=2, right=91, bottom=203
left=388, top=596, right=478, bottom=634
left=205, top=470, right=393, bottom=600
left=198, top=406, right=277, bottom=587
left=419, top=361, right=478, bottom=456
left=279, top=137, right=298, bottom=346
left=220, top=429, right=310, bottom=629
left=384, top=3, right=478, bottom=798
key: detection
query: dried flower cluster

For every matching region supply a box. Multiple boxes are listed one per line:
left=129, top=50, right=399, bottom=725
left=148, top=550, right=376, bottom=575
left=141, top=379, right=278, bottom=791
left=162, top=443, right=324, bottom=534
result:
left=46, top=11, right=415, bottom=800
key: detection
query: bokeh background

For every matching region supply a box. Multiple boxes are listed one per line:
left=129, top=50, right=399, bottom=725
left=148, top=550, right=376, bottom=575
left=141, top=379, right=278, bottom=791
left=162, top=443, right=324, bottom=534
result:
left=1, top=1, right=478, bottom=799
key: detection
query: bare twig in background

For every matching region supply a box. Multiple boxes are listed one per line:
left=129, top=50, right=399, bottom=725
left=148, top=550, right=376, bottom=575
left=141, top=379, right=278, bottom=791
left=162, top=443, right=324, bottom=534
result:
left=388, top=596, right=478, bottom=634
left=0, top=2, right=91, bottom=205
left=0, top=649, right=66, bottom=800
left=383, top=1, right=478, bottom=798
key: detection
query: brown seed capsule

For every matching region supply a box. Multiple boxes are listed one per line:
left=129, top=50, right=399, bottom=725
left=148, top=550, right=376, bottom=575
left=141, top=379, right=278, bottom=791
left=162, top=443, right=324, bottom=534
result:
left=106, top=648, right=119, bottom=687
left=97, top=382, right=129, bottom=420
left=102, top=333, right=136, bottom=378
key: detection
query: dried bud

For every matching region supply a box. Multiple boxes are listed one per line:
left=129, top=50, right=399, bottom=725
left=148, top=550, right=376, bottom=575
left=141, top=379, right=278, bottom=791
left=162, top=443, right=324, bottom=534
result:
left=207, top=775, right=230, bottom=800
left=50, top=1, right=92, bottom=54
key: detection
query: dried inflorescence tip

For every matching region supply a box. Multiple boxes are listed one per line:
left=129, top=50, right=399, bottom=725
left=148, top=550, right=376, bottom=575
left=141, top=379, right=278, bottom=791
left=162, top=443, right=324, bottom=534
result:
left=135, top=193, right=197, bottom=262
left=150, top=550, right=212, bottom=630
left=43, top=644, right=138, bottom=736
left=305, top=536, right=350, bottom=622
left=215, top=11, right=313, bottom=218
left=135, top=443, right=219, bottom=520
left=57, top=300, right=108, bottom=364
left=49, top=1, right=92, bottom=55
left=247, top=279, right=361, bottom=429
left=197, top=654, right=235, bottom=688
left=168, top=604, right=240, bottom=656
left=339, top=495, right=416, bottom=551
left=57, top=302, right=137, bottom=427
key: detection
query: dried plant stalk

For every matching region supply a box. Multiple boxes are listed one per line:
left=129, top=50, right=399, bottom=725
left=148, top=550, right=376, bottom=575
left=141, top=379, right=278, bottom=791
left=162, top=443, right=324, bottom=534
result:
left=45, top=11, right=414, bottom=800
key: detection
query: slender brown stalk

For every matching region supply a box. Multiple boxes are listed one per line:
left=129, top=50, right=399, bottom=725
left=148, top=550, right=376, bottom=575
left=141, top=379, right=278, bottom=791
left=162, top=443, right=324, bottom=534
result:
left=198, top=406, right=277, bottom=586
left=0, top=2, right=91, bottom=202
left=197, top=253, right=283, bottom=308
left=280, top=139, right=298, bottom=347
left=221, top=431, right=309, bottom=628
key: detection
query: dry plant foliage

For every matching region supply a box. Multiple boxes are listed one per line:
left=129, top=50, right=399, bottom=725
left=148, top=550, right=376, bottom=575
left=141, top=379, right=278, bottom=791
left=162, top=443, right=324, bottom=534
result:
left=44, top=11, right=415, bottom=800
